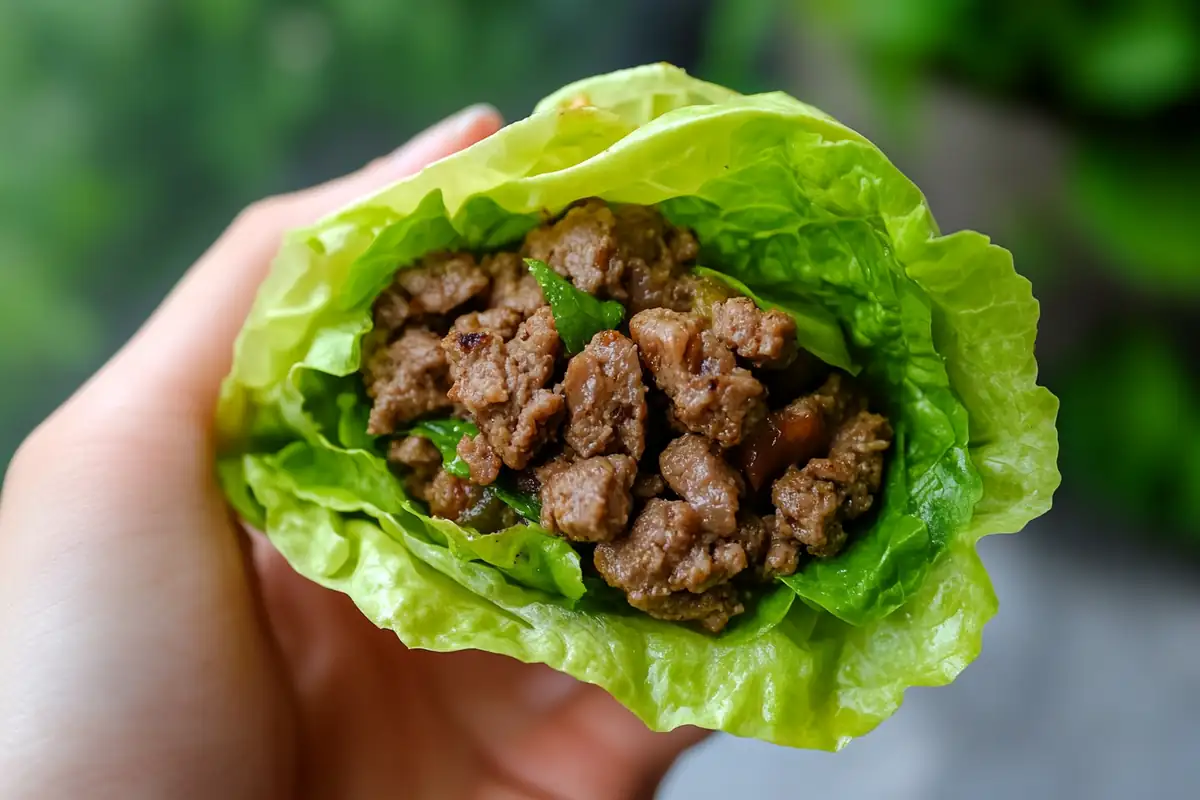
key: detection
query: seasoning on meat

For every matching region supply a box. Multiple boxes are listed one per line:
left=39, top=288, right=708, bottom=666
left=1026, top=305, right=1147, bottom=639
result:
left=444, top=306, right=565, bottom=471
left=523, top=199, right=699, bottom=311
left=483, top=252, right=544, bottom=317
left=456, top=434, right=502, bottom=485
left=711, top=297, right=797, bottom=368
left=561, top=330, right=647, bottom=459
left=761, top=514, right=800, bottom=579
left=626, top=585, right=744, bottom=634
left=394, top=252, right=489, bottom=316
left=592, top=496, right=758, bottom=628
left=451, top=307, right=524, bottom=340
left=659, top=434, right=743, bottom=535
left=364, top=327, right=454, bottom=434
left=427, top=469, right=484, bottom=521
left=628, top=307, right=766, bottom=447
left=540, top=454, right=637, bottom=542
left=771, top=410, right=893, bottom=558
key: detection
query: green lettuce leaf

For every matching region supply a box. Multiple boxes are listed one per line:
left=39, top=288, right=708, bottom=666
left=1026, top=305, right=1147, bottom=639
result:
left=216, top=64, right=1059, bottom=749
left=243, top=440, right=583, bottom=600
left=525, top=257, right=625, bottom=353
left=406, top=418, right=478, bottom=479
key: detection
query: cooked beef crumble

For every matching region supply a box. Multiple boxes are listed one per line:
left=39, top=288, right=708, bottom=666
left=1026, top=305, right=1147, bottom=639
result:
left=711, top=297, right=797, bottom=369
left=361, top=198, right=893, bottom=632
left=629, top=308, right=767, bottom=448
left=523, top=198, right=699, bottom=312
left=444, top=306, right=565, bottom=476
left=560, top=330, right=647, bottom=459
left=539, top=454, right=638, bottom=542
left=364, top=327, right=454, bottom=435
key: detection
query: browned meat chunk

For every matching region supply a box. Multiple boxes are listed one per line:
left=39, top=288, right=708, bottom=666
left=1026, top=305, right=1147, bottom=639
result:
left=628, top=308, right=766, bottom=447
left=618, top=204, right=700, bottom=312
left=394, top=252, right=489, bottom=316
left=456, top=434, right=501, bottom=485
left=659, top=434, right=743, bottom=535
left=833, top=411, right=893, bottom=517
left=771, top=410, right=893, bottom=558
left=483, top=252, right=544, bottom=317
left=594, top=499, right=750, bottom=599
left=523, top=199, right=699, bottom=311
left=592, top=501, right=748, bottom=633
left=427, top=469, right=518, bottom=532
left=711, top=297, right=797, bottom=368
left=524, top=200, right=623, bottom=297
left=427, top=470, right=484, bottom=521
left=389, top=435, right=442, bottom=502
left=561, top=330, right=647, bottom=459
left=364, top=327, right=454, bottom=434
left=729, top=512, right=768, bottom=569
left=370, top=253, right=490, bottom=336
left=627, top=585, right=744, bottom=634
left=451, top=307, right=524, bottom=340
left=372, top=284, right=415, bottom=335
left=539, top=455, right=637, bottom=542
left=444, top=307, right=565, bottom=471
left=532, top=451, right=573, bottom=486
left=761, top=514, right=801, bottom=579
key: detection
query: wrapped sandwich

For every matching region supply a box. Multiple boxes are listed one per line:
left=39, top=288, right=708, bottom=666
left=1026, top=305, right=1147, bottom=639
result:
left=217, top=64, right=1060, bottom=749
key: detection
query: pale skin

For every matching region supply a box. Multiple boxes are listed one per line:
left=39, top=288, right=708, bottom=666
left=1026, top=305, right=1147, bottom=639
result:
left=0, top=105, right=705, bottom=799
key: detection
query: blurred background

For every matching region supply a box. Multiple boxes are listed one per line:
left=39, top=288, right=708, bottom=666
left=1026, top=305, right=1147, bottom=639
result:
left=1, top=0, right=1196, bottom=796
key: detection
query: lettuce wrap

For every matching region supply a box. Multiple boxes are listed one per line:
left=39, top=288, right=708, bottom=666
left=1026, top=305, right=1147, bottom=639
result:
left=216, top=64, right=1060, bottom=749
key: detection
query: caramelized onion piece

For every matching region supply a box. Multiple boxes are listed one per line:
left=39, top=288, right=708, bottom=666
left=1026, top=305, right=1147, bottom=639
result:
left=736, top=404, right=829, bottom=493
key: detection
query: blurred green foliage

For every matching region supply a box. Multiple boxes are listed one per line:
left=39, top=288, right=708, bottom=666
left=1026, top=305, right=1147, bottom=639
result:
left=801, top=0, right=1200, bottom=294
left=0, top=0, right=704, bottom=461
left=1058, top=330, right=1200, bottom=538
left=805, top=0, right=1199, bottom=117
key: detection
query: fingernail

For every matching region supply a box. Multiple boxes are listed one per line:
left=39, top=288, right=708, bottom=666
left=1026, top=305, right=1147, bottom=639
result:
left=448, top=103, right=501, bottom=136
left=395, top=103, right=501, bottom=159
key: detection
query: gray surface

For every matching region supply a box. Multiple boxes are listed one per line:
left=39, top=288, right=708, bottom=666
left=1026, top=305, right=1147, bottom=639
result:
left=661, top=508, right=1200, bottom=799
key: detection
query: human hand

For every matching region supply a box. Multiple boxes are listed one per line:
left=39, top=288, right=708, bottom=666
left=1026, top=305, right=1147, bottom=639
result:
left=0, top=105, right=705, bottom=800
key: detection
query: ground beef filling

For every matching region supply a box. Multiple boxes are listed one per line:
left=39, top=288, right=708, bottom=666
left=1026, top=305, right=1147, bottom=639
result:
left=363, top=198, right=894, bottom=632
left=629, top=307, right=766, bottom=448
left=444, top=306, right=565, bottom=477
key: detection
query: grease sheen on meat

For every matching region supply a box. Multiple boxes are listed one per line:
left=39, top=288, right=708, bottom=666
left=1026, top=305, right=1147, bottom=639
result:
left=360, top=198, right=894, bottom=633
left=444, top=307, right=565, bottom=472
left=629, top=307, right=766, bottom=448
left=364, top=327, right=454, bottom=435
left=561, top=330, right=647, bottom=459
left=539, top=454, right=637, bottom=542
